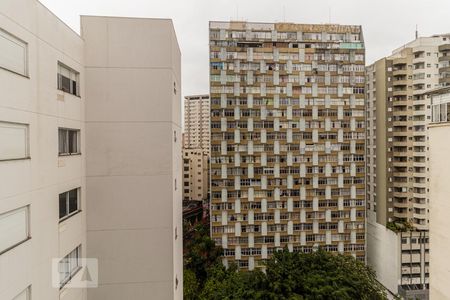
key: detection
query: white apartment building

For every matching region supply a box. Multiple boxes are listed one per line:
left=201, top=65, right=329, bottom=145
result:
left=184, top=94, right=210, bottom=154
left=183, top=148, right=209, bottom=201
left=0, top=1, right=182, bottom=300
left=82, top=16, right=182, bottom=300
left=0, top=1, right=86, bottom=299
left=366, top=35, right=450, bottom=299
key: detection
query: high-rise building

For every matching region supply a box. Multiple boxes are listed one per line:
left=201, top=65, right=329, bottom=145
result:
left=0, top=1, right=182, bottom=300
left=183, top=148, right=209, bottom=201
left=184, top=95, right=210, bottom=154
left=209, top=21, right=366, bottom=270
left=428, top=86, right=450, bottom=300
left=82, top=16, right=182, bottom=300
left=366, top=35, right=450, bottom=299
left=0, top=1, right=87, bottom=299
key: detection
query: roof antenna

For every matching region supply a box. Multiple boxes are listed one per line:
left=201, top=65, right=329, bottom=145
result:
left=415, top=24, right=419, bottom=39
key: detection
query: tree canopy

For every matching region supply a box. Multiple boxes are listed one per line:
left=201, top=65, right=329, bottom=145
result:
left=183, top=223, right=386, bottom=300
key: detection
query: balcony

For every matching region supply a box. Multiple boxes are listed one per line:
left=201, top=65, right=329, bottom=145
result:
left=439, top=55, right=450, bottom=62
left=439, top=44, right=450, bottom=52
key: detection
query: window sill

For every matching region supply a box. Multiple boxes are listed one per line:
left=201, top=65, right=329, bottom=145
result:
left=58, top=153, right=82, bottom=157
left=59, top=210, right=82, bottom=224
left=0, top=156, right=31, bottom=163
left=57, top=89, right=81, bottom=99
left=0, top=66, right=29, bottom=79
left=0, top=236, right=32, bottom=256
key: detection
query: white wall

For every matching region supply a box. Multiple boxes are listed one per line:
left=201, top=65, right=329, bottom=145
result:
left=0, top=0, right=86, bottom=299
left=367, top=211, right=401, bottom=294
left=82, top=16, right=182, bottom=300
left=429, top=123, right=450, bottom=300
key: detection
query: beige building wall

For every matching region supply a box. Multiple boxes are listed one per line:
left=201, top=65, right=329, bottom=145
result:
left=429, top=124, right=450, bottom=299
left=183, top=149, right=209, bottom=201
left=428, top=89, right=450, bottom=300
left=184, top=95, right=210, bottom=154
left=82, top=16, right=182, bottom=300
left=0, top=0, right=86, bottom=299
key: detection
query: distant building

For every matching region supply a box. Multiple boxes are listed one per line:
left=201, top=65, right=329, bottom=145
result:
left=209, top=21, right=366, bottom=270
left=184, top=95, right=210, bottom=154
left=366, top=35, right=450, bottom=299
left=183, top=148, right=209, bottom=201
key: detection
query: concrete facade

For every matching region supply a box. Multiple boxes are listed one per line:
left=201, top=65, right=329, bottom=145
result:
left=0, top=0, right=86, bottom=299
left=209, top=21, right=366, bottom=270
left=428, top=87, right=450, bottom=300
left=0, top=2, right=182, bottom=300
left=81, top=16, right=182, bottom=300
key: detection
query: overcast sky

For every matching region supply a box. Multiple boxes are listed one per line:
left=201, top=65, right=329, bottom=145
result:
left=40, top=0, right=450, bottom=99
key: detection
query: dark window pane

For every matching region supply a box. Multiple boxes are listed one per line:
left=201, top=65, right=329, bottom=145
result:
left=59, top=193, right=67, bottom=219
left=68, top=131, right=77, bottom=153
left=61, top=76, right=71, bottom=93
left=71, top=80, right=77, bottom=96
left=58, top=129, right=66, bottom=154
left=68, top=189, right=78, bottom=214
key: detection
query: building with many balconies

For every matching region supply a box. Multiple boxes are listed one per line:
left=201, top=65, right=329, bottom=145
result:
left=366, top=34, right=450, bottom=299
left=209, top=21, right=366, bottom=270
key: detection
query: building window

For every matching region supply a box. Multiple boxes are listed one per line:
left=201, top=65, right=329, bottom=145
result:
left=59, top=245, right=82, bottom=288
left=0, top=205, right=30, bottom=254
left=12, top=285, right=31, bottom=300
left=58, top=128, right=80, bottom=155
left=0, top=121, right=29, bottom=160
left=0, top=28, right=28, bottom=76
left=59, top=188, right=80, bottom=221
left=57, top=63, right=80, bottom=96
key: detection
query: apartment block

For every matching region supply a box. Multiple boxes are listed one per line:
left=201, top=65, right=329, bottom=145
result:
left=209, top=21, right=366, bottom=270
left=366, top=35, right=450, bottom=299
left=82, top=16, right=182, bottom=300
left=0, top=1, right=86, bottom=299
left=428, top=86, right=450, bottom=300
left=183, top=149, right=209, bottom=201
left=184, top=94, right=210, bottom=154
left=0, top=1, right=182, bottom=300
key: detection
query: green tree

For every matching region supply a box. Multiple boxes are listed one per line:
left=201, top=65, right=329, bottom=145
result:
left=200, top=263, right=269, bottom=300
left=265, top=249, right=387, bottom=300
left=183, top=269, right=200, bottom=300
left=183, top=221, right=222, bottom=286
left=195, top=249, right=387, bottom=300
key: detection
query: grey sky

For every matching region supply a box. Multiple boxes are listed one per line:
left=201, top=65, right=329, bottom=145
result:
left=40, top=0, right=450, bottom=99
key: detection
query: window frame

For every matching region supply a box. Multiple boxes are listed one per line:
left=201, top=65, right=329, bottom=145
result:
left=59, top=188, right=81, bottom=222
left=0, top=205, right=31, bottom=255
left=0, top=28, right=28, bottom=77
left=59, top=245, right=82, bottom=289
left=12, top=285, right=31, bottom=300
left=0, top=121, right=30, bottom=161
left=57, top=62, right=80, bottom=97
left=58, top=128, right=81, bottom=156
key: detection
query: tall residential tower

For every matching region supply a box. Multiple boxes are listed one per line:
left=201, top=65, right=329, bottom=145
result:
left=366, top=35, right=450, bottom=299
left=184, top=94, right=210, bottom=154
left=209, top=21, right=366, bottom=270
